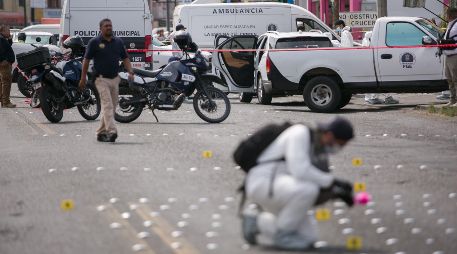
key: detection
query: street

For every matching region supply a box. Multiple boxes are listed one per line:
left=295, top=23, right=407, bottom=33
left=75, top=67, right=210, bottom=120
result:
left=1, top=85, right=456, bottom=254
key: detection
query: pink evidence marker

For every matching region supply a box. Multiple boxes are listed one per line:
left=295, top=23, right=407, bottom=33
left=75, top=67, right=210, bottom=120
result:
left=355, top=192, right=372, bottom=206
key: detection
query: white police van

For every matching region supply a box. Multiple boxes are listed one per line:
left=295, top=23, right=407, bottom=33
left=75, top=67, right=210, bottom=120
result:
left=60, top=0, right=153, bottom=69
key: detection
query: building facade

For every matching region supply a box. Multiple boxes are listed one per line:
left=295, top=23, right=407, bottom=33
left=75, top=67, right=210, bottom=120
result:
left=0, top=0, right=62, bottom=27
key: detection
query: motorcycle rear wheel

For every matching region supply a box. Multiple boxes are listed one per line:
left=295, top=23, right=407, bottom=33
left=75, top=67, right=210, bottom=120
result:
left=193, top=87, right=230, bottom=123
left=40, top=85, right=63, bottom=123
left=77, top=83, right=101, bottom=121
left=18, top=75, right=32, bottom=98
left=114, top=86, right=144, bottom=123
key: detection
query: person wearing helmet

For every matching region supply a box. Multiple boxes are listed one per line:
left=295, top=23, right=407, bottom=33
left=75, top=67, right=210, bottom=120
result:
left=241, top=117, right=355, bottom=251
left=79, top=18, right=134, bottom=143
left=63, top=36, right=86, bottom=57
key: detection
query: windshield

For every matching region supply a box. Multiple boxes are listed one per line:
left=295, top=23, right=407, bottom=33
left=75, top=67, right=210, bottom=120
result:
left=153, top=37, right=166, bottom=47
left=416, top=19, right=442, bottom=39
left=275, top=37, right=333, bottom=49
left=25, top=35, right=51, bottom=45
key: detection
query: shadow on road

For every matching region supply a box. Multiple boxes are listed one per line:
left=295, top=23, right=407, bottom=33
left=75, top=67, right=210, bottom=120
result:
left=273, top=103, right=418, bottom=114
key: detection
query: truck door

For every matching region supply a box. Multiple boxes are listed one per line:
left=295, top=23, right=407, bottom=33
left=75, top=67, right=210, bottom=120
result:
left=376, top=21, right=444, bottom=87
left=213, top=35, right=258, bottom=93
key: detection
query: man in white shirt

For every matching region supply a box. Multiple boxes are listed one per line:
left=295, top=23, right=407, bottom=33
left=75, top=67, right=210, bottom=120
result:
left=443, top=8, right=457, bottom=106
left=334, top=20, right=353, bottom=48
left=242, top=117, right=354, bottom=251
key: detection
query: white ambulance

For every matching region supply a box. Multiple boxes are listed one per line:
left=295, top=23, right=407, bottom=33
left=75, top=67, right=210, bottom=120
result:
left=60, top=0, right=154, bottom=69
left=173, top=2, right=340, bottom=48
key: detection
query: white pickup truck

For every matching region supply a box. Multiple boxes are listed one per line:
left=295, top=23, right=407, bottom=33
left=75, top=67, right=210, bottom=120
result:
left=213, top=17, right=448, bottom=113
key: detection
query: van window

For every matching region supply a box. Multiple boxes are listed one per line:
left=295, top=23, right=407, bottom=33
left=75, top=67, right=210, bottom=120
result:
left=275, top=37, right=333, bottom=49
left=296, top=19, right=330, bottom=34
left=386, top=22, right=427, bottom=46
left=257, top=37, right=268, bottom=60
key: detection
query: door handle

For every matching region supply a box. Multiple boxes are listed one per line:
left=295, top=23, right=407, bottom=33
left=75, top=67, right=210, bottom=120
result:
left=381, top=54, right=392, bottom=59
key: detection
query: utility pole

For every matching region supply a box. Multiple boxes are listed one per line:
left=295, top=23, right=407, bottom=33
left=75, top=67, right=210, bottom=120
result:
left=332, top=0, right=340, bottom=27
left=377, top=0, right=387, bottom=17
left=166, top=0, right=170, bottom=33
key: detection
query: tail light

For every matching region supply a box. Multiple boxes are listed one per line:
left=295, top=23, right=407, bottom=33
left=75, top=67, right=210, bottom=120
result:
left=145, top=35, right=152, bottom=64
left=266, top=53, right=271, bottom=75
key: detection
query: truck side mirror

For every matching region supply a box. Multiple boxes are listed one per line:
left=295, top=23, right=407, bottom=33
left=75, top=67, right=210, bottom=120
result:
left=422, top=36, right=436, bottom=45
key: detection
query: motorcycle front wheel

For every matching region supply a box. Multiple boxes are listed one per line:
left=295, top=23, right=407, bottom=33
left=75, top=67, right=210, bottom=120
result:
left=77, top=83, right=101, bottom=121
left=40, top=85, right=63, bottom=123
left=193, top=87, right=230, bottom=123
left=114, top=86, right=144, bottom=123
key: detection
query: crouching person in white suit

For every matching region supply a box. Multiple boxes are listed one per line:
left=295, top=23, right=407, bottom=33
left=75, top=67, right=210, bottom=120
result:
left=242, top=117, right=355, bottom=251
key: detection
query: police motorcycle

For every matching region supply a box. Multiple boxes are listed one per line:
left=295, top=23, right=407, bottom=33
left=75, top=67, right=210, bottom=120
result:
left=15, top=43, right=64, bottom=108
left=116, top=31, right=230, bottom=123
left=36, top=37, right=101, bottom=123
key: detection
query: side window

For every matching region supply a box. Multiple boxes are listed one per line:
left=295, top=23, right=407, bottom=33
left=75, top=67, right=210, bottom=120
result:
left=296, top=18, right=336, bottom=40
left=221, top=37, right=257, bottom=55
left=386, top=22, right=426, bottom=46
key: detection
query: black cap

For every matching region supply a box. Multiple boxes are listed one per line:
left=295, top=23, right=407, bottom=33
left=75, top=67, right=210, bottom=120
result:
left=175, top=24, right=186, bottom=31
left=334, top=19, right=346, bottom=27
left=319, top=117, right=354, bottom=141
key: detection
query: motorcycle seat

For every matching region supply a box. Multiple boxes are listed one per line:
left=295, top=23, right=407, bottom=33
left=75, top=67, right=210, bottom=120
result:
left=133, top=68, right=161, bottom=78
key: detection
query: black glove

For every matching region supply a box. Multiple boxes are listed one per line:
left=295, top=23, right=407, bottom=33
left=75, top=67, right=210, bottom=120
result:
left=331, top=179, right=354, bottom=207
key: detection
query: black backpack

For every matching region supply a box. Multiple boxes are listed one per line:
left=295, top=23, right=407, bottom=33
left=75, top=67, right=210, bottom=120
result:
left=233, top=122, right=293, bottom=172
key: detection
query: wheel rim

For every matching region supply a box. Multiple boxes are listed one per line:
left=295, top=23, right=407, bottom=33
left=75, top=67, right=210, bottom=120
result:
left=81, top=89, right=99, bottom=117
left=116, top=94, right=140, bottom=117
left=30, top=91, right=40, bottom=108
left=311, top=84, right=333, bottom=106
left=197, top=90, right=227, bottom=120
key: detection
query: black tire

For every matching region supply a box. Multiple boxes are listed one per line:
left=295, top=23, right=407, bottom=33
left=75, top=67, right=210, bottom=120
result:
left=77, top=83, right=101, bottom=120
left=114, top=86, right=144, bottom=123
left=193, top=87, right=231, bottom=123
left=18, top=75, right=32, bottom=98
left=40, top=85, right=63, bottom=123
left=257, top=76, right=272, bottom=105
left=338, top=91, right=352, bottom=109
left=303, top=76, right=342, bottom=113
left=239, top=92, right=253, bottom=103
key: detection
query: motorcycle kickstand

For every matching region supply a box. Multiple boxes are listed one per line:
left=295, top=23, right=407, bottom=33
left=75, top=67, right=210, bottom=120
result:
left=149, top=106, right=159, bottom=123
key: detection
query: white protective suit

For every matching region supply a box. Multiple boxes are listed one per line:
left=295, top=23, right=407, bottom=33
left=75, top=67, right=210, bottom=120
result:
left=245, top=124, right=334, bottom=247
left=340, top=26, right=354, bottom=48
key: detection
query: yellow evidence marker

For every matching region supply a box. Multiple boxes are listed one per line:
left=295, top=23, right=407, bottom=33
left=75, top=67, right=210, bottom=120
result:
left=202, top=150, right=213, bottom=158
left=346, top=236, right=362, bottom=251
left=354, top=182, right=367, bottom=193
left=352, top=158, right=363, bottom=167
left=315, top=208, right=331, bottom=221
left=60, top=199, right=75, bottom=211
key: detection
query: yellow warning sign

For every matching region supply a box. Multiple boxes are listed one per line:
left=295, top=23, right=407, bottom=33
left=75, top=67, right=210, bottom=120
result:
left=315, top=209, right=331, bottom=221
left=352, top=158, right=363, bottom=167
left=60, top=199, right=74, bottom=211
left=346, top=236, right=362, bottom=250
left=354, top=182, right=367, bottom=193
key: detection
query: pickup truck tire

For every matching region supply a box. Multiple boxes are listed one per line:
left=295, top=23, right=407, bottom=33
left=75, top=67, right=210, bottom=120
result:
left=303, top=76, right=342, bottom=113
left=338, top=91, right=352, bottom=109
left=257, top=76, right=272, bottom=105
left=239, top=93, right=254, bottom=103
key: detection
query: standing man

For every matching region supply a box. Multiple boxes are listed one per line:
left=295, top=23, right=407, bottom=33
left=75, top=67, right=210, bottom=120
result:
left=0, top=25, right=17, bottom=108
left=79, top=19, right=134, bottom=142
left=443, top=8, right=457, bottom=107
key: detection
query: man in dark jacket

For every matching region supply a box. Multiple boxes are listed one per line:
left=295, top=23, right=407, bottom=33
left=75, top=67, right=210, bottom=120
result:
left=0, top=25, right=16, bottom=108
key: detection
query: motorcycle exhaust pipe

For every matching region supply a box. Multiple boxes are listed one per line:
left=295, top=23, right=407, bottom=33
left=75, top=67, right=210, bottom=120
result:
left=120, top=98, right=148, bottom=106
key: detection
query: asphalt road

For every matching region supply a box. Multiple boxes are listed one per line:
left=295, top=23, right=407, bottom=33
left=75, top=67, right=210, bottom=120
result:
left=1, top=86, right=456, bottom=254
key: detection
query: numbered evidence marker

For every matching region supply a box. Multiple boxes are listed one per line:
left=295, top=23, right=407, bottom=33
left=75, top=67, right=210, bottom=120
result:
left=354, top=182, right=367, bottom=193
left=315, top=208, right=331, bottom=221
left=202, top=150, right=213, bottom=159
left=60, top=199, right=75, bottom=211
left=346, top=236, right=363, bottom=251
left=352, top=158, right=363, bottom=167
